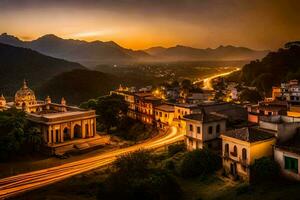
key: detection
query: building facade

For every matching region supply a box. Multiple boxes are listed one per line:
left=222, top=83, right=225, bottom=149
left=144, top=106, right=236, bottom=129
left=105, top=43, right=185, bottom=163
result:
left=183, top=111, right=226, bottom=151
left=221, top=127, right=276, bottom=180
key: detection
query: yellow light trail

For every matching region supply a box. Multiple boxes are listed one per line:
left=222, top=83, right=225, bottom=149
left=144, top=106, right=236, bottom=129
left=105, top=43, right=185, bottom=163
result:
left=194, top=67, right=241, bottom=90
left=0, top=127, right=183, bottom=199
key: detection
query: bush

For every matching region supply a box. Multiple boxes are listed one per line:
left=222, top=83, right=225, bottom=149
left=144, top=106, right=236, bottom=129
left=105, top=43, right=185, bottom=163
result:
left=251, top=157, right=280, bottom=183
left=180, top=148, right=221, bottom=178
left=98, top=150, right=182, bottom=200
left=168, top=143, right=186, bottom=157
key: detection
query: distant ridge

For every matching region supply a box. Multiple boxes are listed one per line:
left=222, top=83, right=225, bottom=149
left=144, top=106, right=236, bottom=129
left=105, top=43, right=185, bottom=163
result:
left=0, top=33, right=269, bottom=66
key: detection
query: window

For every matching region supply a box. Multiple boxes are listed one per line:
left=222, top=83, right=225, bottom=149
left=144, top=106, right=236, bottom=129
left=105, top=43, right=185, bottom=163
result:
left=197, top=126, right=201, bottom=134
left=208, top=126, right=213, bottom=134
left=242, top=148, right=247, bottom=160
left=216, top=124, right=221, bottom=133
left=159, top=112, right=162, bottom=117
left=230, top=145, right=237, bottom=157
left=189, top=124, right=193, bottom=131
left=225, top=144, right=229, bottom=154
left=285, top=156, right=298, bottom=173
left=165, top=114, right=167, bottom=118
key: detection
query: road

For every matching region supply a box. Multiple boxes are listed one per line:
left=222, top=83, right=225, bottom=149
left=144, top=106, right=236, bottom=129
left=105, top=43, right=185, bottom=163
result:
left=194, top=67, right=241, bottom=90
left=0, top=127, right=183, bottom=199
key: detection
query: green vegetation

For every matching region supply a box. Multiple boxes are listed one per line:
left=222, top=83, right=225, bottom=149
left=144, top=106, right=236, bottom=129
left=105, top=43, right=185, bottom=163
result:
left=168, top=143, right=186, bottom=157
left=179, top=149, right=221, bottom=178
left=80, top=94, right=128, bottom=134
left=239, top=88, right=262, bottom=103
left=241, top=44, right=300, bottom=94
left=250, top=157, right=280, bottom=183
left=0, top=108, right=42, bottom=162
left=98, top=150, right=182, bottom=200
left=115, top=117, right=157, bottom=141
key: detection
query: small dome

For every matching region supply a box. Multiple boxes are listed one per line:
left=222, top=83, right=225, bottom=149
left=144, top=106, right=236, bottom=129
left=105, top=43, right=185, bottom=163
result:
left=0, top=94, right=5, bottom=101
left=15, top=80, right=36, bottom=107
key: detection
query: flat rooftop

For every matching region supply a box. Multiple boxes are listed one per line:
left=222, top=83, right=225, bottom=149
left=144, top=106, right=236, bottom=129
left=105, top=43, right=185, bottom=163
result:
left=184, top=112, right=226, bottom=123
left=155, top=104, right=175, bottom=112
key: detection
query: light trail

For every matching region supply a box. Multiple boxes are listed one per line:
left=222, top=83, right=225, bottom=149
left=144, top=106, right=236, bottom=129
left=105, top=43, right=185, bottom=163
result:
left=0, top=127, right=183, bottom=199
left=194, top=67, right=241, bottom=90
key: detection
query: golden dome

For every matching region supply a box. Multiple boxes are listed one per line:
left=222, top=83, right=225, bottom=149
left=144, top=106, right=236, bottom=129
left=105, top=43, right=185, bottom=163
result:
left=15, top=80, right=36, bottom=107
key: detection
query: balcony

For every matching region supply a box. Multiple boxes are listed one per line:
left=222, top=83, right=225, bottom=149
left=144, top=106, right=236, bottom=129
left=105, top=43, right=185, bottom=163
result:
left=230, top=151, right=237, bottom=157
left=239, top=157, right=248, bottom=167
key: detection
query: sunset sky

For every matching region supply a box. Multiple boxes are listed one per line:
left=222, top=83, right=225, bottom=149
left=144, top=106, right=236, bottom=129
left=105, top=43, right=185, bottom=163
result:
left=1, top=0, right=300, bottom=50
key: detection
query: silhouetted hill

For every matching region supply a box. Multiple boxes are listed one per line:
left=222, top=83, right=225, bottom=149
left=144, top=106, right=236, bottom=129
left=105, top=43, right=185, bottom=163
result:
left=37, top=69, right=155, bottom=105
left=241, top=42, right=300, bottom=94
left=0, top=33, right=151, bottom=67
left=0, top=42, right=85, bottom=96
left=145, top=45, right=269, bottom=61
left=0, top=33, right=269, bottom=66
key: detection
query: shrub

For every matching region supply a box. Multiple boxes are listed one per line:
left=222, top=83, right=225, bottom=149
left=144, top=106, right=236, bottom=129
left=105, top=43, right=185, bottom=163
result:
left=168, top=143, right=186, bottom=157
left=251, top=157, right=280, bottom=183
left=98, top=150, right=182, bottom=200
left=180, top=148, right=221, bottom=178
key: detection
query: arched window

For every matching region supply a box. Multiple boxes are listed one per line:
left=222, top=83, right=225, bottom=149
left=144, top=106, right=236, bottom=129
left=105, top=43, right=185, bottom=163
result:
left=216, top=124, right=221, bottom=133
left=242, top=148, right=247, bottom=160
left=225, top=143, right=229, bottom=154
left=231, top=145, right=237, bottom=157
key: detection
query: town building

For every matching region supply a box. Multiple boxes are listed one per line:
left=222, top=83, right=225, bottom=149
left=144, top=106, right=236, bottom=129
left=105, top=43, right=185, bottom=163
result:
left=2, top=81, right=102, bottom=155
left=259, top=115, right=300, bottom=143
left=280, top=80, right=300, bottom=104
left=183, top=110, right=226, bottom=151
left=173, top=103, right=201, bottom=134
left=154, top=104, right=175, bottom=130
left=274, top=133, right=300, bottom=181
left=221, top=127, right=276, bottom=180
left=247, top=100, right=288, bottom=123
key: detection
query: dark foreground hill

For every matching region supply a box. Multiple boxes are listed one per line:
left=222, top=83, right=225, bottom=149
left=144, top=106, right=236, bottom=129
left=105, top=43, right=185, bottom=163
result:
left=240, top=42, right=300, bottom=94
left=37, top=69, right=154, bottom=105
left=0, top=43, right=85, bottom=96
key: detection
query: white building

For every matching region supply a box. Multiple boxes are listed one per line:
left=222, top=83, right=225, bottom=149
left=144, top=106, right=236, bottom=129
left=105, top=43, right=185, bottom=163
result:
left=183, top=111, right=226, bottom=150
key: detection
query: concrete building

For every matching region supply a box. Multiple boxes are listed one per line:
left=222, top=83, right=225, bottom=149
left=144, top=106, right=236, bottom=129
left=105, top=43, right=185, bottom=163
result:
left=274, top=133, right=300, bottom=181
left=259, top=115, right=300, bottom=143
left=247, top=100, right=288, bottom=123
left=183, top=111, right=226, bottom=151
left=221, top=127, right=276, bottom=180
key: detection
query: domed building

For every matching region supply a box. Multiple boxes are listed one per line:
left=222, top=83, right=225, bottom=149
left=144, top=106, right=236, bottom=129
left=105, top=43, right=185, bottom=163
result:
left=15, top=80, right=37, bottom=108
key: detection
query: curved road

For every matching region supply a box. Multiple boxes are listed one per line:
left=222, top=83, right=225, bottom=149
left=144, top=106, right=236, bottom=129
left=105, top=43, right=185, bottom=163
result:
left=0, top=127, right=183, bottom=199
left=194, top=67, right=241, bottom=90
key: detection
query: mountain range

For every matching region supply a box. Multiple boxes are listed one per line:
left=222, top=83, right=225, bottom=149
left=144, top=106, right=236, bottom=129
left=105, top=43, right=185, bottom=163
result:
left=0, top=33, right=269, bottom=67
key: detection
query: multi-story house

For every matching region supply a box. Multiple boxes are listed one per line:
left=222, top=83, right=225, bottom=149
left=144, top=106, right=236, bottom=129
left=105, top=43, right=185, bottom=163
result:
left=134, top=93, right=161, bottom=124
left=173, top=104, right=201, bottom=134
left=247, top=100, right=288, bottom=123
left=274, top=133, right=300, bottom=181
left=221, top=127, right=276, bottom=180
left=183, top=111, right=226, bottom=151
left=154, top=104, right=175, bottom=129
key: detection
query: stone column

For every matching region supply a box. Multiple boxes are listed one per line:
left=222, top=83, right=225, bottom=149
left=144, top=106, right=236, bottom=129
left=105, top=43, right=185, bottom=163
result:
left=60, top=125, right=64, bottom=143
left=70, top=122, right=74, bottom=139
left=82, top=121, right=86, bottom=139
left=52, top=127, right=56, bottom=143
left=48, top=126, right=52, bottom=144
left=94, top=119, right=96, bottom=136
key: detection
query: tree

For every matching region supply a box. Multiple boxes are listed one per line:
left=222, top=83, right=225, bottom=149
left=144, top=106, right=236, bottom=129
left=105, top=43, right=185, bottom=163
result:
left=180, top=148, right=221, bottom=178
left=98, top=150, right=182, bottom=200
left=0, top=108, right=43, bottom=161
left=239, top=88, right=262, bottom=103
left=181, top=79, right=192, bottom=90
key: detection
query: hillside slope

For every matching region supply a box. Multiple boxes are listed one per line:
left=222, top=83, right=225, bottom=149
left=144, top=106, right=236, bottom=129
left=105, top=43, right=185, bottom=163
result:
left=0, top=42, right=85, bottom=96
left=241, top=42, right=300, bottom=93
